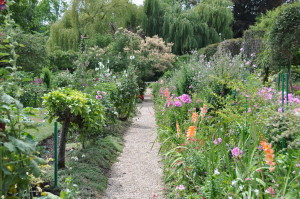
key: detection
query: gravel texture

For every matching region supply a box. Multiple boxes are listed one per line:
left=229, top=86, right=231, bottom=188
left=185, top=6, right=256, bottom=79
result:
left=103, top=89, right=165, bottom=199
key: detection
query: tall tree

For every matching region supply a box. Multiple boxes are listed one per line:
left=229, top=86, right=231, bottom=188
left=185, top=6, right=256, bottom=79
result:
left=232, top=0, right=285, bottom=37
left=143, top=0, right=165, bottom=37
left=159, top=0, right=233, bottom=54
left=47, top=0, right=139, bottom=52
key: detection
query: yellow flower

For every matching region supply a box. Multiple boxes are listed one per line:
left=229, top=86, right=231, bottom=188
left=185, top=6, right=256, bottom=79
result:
left=41, top=192, right=48, bottom=196
left=7, top=165, right=13, bottom=172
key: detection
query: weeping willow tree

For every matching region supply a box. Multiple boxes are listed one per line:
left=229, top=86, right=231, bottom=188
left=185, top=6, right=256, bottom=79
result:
left=47, top=0, right=140, bottom=52
left=144, top=0, right=233, bottom=54
left=143, top=0, right=165, bottom=37
left=194, top=0, right=233, bottom=40
left=47, top=3, right=80, bottom=52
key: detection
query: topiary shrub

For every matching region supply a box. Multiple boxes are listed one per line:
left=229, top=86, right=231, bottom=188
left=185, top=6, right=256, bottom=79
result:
left=198, top=43, right=219, bottom=60
left=242, top=29, right=265, bottom=58
left=43, top=88, right=105, bottom=168
left=269, top=2, right=300, bottom=67
left=216, top=38, right=243, bottom=57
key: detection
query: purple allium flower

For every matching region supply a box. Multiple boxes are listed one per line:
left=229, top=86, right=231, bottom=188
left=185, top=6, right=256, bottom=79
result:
left=179, top=94, right=192, bottom=104
left=97, top=91, right=101, bottom=95
left=232, top=147, right=243, bottom=158
left=174, top=100, right=182, bottom=107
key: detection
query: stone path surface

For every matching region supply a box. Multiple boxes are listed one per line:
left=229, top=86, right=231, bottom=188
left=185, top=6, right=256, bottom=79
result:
left=103, top=89, right=165, bottom=199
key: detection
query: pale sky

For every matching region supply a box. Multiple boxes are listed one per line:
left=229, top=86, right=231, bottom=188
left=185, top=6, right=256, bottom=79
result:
left=131, top=0, right=144, bottom=6
left=64, top=0, right=144, bottom=6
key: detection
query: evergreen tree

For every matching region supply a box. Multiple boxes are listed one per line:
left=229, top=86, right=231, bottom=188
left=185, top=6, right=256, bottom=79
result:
left=232, top=0, right=285, bottom=37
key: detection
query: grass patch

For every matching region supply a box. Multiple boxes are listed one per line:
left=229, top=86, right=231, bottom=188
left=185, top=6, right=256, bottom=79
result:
left=43, top=134, right=125, bottom=198
left=27, top=108, right=60, bottom=142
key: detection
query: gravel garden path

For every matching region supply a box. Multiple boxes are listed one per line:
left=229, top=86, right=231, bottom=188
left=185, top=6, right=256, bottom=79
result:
left=103, top=89, right=165, bottom=199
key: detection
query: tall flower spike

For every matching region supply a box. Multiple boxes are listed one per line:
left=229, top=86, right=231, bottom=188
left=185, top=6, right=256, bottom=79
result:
left=191, top=112, right=199, bottom=123
left=260, top=141, right=276, bottom=171
left=186, top=126, right=196, bottom=139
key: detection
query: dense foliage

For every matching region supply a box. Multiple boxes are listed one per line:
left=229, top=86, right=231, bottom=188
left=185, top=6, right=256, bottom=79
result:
left=144, top=0, right=233, bottom=54
left=153, top=51, right=300, bottom=198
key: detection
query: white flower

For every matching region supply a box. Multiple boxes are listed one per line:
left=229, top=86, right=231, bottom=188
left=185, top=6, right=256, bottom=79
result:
left=99, top=62, right=104, bottom=68
left=130, top=55, right=135, bottom=60
left=239, top=185, right=244, bottom=190
left=231, top=180, right=237, bottom=186
left=82, top=154, right=86, bottom=158
left=95, top=67, right=99, bottom=71
left=214, top=169, right=220, bottom=175
left=254, top=189, right=259, bottom=194
left=71, top=156, right=78, bottom=161
left=228, top=197, right=233, bottom=199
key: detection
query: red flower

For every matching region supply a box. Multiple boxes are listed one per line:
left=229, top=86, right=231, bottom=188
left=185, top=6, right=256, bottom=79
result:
left=0, top=0, right=6, bottom=10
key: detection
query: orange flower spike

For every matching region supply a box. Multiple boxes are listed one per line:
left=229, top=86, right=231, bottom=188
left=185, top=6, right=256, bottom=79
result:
left=191, top=112, right=199, bottom=123
left=260, top=140, right=276, bottom=170
left=186, top=126, right=196, bottom=138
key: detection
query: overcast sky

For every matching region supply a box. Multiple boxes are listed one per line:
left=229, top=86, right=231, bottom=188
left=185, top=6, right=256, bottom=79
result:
left=132, top=0, right=144, bottom=6
left=64, top=0, right=144, bottom=6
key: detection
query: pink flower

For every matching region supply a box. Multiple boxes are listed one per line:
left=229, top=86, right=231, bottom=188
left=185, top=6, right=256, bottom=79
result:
left=266, top=186, right=276, bottom=196
left=213, top=140, right=219, bottom=145
left=175, top=185, right=185, bottom=190
left=240, top=48, right=244, bottom=52
left=174, top=100, right=182, bottom=107
left=294, top=108, right=300, bottom=116
left=179, top=94, right=192, bottom=104
left=296, top=164, right=300, bottom=167
left=96, top=95, right=102, bottom=99
left=231, top=147, right=243, bottom=158
left=245, top=178, right=251, bottom=181
left=247, top=108, right=252, bottom=113
left=278, top=107, right=283, bottom=113
left=218, top=138, right=222, bottom=143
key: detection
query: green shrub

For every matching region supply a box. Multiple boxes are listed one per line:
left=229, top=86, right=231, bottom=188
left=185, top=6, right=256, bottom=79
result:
left=41, top=68, right=52, bottom=89
left=269, top=2, right=300, bottom=67
left=198, top=43, right=219, bottom=60
left=43, top=88, right=105, bottom=168
left=216, top=38, right=243, bottom=57
left=15, top=32, right=49, bottom=74
left=48, top=50, right=79, bottom=71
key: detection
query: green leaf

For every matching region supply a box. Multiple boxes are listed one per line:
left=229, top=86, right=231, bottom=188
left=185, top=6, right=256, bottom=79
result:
left=4, top=142, right=16, bottom=152
left=19, top=43, right=25, bottom=47
left=29, top=159, right=41, bottom=177
left=0, top=52, right=10, bottom=56
left=255, top=178, right=266, bottom=187
left=9, top=136, right=35, bottom=154
left=0, top=60, right=9, bottom=63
